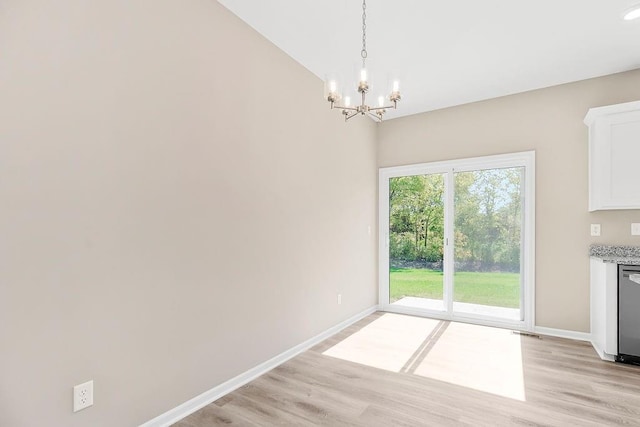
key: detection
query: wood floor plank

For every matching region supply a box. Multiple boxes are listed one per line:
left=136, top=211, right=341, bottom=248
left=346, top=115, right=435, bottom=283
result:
left=172, top=313, right=640, bottom=426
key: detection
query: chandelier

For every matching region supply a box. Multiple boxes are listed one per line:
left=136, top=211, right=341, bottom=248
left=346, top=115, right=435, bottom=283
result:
left=325, top=0, right=401, bottom=122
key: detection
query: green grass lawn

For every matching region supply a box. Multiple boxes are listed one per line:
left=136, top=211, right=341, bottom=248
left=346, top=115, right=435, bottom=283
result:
left=390, top=267, right=520, bottom=308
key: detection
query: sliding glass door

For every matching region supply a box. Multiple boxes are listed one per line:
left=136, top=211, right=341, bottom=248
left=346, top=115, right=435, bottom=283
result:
left=379, top=152, right=535, bottom=330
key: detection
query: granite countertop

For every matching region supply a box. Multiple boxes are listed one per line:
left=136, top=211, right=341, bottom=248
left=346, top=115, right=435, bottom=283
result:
left=590, top=245, right=640, bottom=265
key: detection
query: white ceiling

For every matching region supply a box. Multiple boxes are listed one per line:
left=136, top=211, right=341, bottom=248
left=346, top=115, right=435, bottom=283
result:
left=217, top=0, right=640, bottom=120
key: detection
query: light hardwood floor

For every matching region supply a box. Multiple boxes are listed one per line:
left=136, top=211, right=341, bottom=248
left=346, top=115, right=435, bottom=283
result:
left=174, top=312, right=640, bottom=426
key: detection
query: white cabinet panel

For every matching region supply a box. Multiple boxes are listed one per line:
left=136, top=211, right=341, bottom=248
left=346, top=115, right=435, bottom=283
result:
left=585, top=101, right=640, bottom=211
left=589, top=258, right=617, bottom=361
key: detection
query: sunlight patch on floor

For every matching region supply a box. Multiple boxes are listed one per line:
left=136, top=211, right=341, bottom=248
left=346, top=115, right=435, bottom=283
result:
left=322, top=313, right=441, bottom=372
left=413, top=321, right=525, bottom=401
left=323, top=313, right=526, bottom=401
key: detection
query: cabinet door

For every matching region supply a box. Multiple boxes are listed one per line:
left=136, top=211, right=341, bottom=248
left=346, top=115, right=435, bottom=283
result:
left=590, top=110, right=640, bottom=211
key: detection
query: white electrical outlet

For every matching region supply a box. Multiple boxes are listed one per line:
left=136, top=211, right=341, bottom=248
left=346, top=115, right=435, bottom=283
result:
left=73, top=380, right=94, bottom=412
left=632, top=223, right=640, bottom=236
left=591, top=224, right=601, bottom=236
left=337, top=293, right=342, bottom=305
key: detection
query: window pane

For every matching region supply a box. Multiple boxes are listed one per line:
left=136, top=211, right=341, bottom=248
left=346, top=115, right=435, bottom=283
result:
left=389, top=174, right=446, bottom=311
left=453, top=168, right=523, bottom=320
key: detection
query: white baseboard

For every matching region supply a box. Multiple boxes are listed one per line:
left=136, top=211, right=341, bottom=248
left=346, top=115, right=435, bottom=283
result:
left=139, top=305, right=378, bottom=427
left=590, top=340, right=616, bottom=362
left=534, top=326, right=591, bottom=342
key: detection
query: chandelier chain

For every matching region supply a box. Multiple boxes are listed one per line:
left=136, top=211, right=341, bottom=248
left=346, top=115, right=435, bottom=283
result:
left=361, top=0, right=367, bottom=67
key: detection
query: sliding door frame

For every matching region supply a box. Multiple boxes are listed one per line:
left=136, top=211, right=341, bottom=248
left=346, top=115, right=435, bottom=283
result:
left=378, top=151, right=536, bottom=332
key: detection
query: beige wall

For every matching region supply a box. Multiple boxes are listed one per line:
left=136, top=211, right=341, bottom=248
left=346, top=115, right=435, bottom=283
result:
left=378, top=69, right=640, bottom=333
left=0, top=1, right=377, bottom=426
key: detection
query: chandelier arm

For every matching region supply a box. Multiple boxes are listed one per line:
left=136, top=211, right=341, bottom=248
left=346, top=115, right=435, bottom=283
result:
left=367, top=112, right=382, bottom=122
left=338, top=106, right=359, bottom=112
left=345, top=111, right=359, bottom=121
left=368, top=105, right=394, bottom=112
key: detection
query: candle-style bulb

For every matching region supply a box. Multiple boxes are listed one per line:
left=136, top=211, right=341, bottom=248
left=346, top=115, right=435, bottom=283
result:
left=324, top=72, right=342, bottom=102
left=360, top=68, right=368, bottom=83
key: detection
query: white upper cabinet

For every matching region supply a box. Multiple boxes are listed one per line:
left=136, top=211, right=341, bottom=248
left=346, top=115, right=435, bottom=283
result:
left=585, top=101, right=640, bottom=211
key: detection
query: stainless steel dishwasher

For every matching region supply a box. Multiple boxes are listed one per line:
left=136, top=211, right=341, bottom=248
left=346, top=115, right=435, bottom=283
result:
left=617, top=264, right=640, bottom=365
